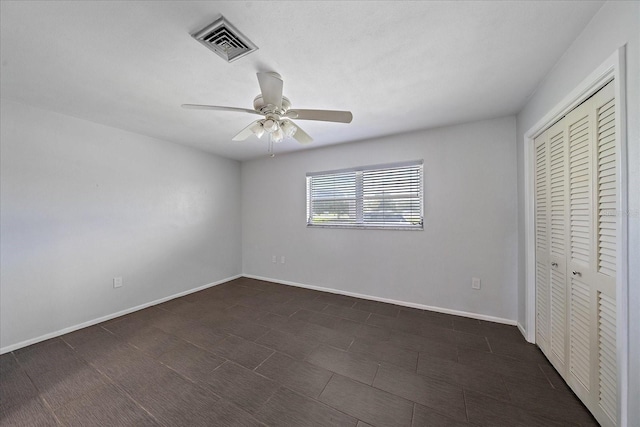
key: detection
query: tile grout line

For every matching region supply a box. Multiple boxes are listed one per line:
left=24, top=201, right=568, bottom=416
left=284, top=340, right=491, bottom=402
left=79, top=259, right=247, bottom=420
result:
left=411, top=402, right=417, bottom=427
left=462, top=387, right=471, bottom=424
left=371, top=363, right=381, bottom=387
left=252, top=349, right=276, bottom=372
left=537, top=362, right=556, bottom=389
left=485, top=335, right=493, bottom=353
left=42, top=395, right=65, bottom=426
left=498, top=373, right=513, bottom=402
left=316, top=372, right=335, bottom=399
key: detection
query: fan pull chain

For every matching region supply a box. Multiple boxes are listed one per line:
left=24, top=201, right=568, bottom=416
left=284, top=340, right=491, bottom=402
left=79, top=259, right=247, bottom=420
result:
left=268, top=137, right=275, bottom=157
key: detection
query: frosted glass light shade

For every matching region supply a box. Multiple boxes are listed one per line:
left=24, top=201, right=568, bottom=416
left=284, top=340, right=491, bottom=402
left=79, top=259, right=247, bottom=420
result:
left=271, top=127, right=284, bottom=143
left=263, top=119, right=277, bottom=132
left=281, top=120, right=297, bottom=137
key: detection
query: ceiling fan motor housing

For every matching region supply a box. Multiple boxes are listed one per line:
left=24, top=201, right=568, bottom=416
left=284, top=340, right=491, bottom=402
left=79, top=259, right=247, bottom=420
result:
left=253, top=95, right=291, bottom=116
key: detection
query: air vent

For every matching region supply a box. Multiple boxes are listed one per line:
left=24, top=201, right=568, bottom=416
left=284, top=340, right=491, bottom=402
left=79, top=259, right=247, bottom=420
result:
left=192, top=16, right=258, bottom=63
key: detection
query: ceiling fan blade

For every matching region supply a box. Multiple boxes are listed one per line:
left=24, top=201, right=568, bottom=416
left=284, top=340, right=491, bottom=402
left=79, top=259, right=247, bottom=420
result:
left=182, top=104, right=261, bottom=116
left=285, top=109, right=353, bottom=123
left=257, top=72, right=283, bottom=108
left=290, top=121, right=313, bottom=144
left=232, top=120, right=262, bottom=141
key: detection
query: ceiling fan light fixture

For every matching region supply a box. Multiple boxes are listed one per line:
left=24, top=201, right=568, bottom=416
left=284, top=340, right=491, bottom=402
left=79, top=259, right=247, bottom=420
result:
left=271, top=127, right=284, bottom=143
left=263, top=118, right=277, bottom=133
left=281, top=120, right=297, bottom=137
left=250, top=121, right=265, bottom=138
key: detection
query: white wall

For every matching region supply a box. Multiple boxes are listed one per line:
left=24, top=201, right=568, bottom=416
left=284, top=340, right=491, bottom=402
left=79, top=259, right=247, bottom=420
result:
left=0, top=99, right=242, bottom=351
left=242, top=117, right=518, bottom=322
left=515, top=1, right=639, bottom=424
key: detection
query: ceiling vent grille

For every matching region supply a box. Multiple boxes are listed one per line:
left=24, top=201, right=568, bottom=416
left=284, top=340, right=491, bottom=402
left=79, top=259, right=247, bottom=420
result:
left=192, top=16, right=258, bottom=63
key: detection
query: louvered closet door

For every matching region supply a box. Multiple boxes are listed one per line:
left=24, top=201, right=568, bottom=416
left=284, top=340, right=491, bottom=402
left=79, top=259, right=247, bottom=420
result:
left=535, top=120, right=569, bottom=370
left=566, top=92, right=594, bottom=401
left=547, top=118, right=569, bottom=371
left=566, top=81, right=618, bottom=427
left=535, top=80, right=617, bottom=427
left=534, top=130, right=551, bottom=353
left=591, top=81, right=617, bottom=427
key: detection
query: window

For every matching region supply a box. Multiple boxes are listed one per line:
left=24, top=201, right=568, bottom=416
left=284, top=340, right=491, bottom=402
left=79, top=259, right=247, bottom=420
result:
left=306, top=160, right=423, bottom=229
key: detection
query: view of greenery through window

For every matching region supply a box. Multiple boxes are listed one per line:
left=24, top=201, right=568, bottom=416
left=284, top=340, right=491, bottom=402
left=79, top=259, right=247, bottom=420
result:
left=307, top=162, right=423, bottom=229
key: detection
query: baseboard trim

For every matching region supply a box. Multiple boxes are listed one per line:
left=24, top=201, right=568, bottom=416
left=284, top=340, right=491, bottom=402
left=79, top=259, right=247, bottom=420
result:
left=243, top=274, right=517, bottom=326
left=0, top=274, right=241, bottom=355
left=517, top=322, right=532, bottom=343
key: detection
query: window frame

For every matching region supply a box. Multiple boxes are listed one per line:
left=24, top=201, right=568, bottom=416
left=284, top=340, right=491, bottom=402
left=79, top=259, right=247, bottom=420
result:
left=306, top=160, right=424, bottom=230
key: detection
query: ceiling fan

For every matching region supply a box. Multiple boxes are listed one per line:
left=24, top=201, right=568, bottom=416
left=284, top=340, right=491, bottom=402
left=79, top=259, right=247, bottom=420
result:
left=182, top=72, right=353, bottom=151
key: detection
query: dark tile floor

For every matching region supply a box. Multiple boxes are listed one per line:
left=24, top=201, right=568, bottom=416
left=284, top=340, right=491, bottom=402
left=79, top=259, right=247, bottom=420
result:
left=0, top=277, right=599, bottom=426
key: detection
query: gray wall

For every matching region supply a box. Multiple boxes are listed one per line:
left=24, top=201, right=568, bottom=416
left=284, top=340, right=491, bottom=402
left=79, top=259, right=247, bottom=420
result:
left=0, top=99, right=242, bottom=351
left=242, top=116, right=518, bottom=322
left=515, top=1, right=639, bottom=424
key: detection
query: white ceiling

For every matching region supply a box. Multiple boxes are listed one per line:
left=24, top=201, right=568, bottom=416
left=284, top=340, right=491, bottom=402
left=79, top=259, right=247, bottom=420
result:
left=1, top=1, right=603, bottom=161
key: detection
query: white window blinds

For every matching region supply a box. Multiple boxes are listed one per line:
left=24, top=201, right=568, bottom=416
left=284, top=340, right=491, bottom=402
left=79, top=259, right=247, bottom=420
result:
left=306, top=161, right=423, bottom=229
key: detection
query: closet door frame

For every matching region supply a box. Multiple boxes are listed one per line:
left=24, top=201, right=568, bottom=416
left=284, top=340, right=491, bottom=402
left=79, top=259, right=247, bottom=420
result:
left=523, top=46, right=628, bottom=425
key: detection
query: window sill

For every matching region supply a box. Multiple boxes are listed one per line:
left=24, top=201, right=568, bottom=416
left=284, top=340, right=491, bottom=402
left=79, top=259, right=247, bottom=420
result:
left=306, top=224, right=423, bottom=231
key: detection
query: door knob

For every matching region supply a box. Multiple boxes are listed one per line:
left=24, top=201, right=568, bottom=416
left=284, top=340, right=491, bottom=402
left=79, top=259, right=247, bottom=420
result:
left=551, top=262, right=558, bottom=267
left=572, top=271, right=582, bottom=277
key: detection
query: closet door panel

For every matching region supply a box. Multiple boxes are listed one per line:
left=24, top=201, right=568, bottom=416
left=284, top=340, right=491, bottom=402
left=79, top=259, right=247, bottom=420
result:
left=565, top=98, right=595, bottom=400
left=534, top=131, right=551, bottom=351
left=548, top=120, right=569, bottom=369
left=592, top=82, right=617, bottom=427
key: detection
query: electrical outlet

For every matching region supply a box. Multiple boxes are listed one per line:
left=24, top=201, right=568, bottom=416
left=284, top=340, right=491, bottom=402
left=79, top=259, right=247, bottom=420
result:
left=280, top=256, right=285, bottom=264
left=272, top=255, right=277, bottom=263
left=471, top=277, right=481, bottom=290
left=113, top=277, right=123, bottom=288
